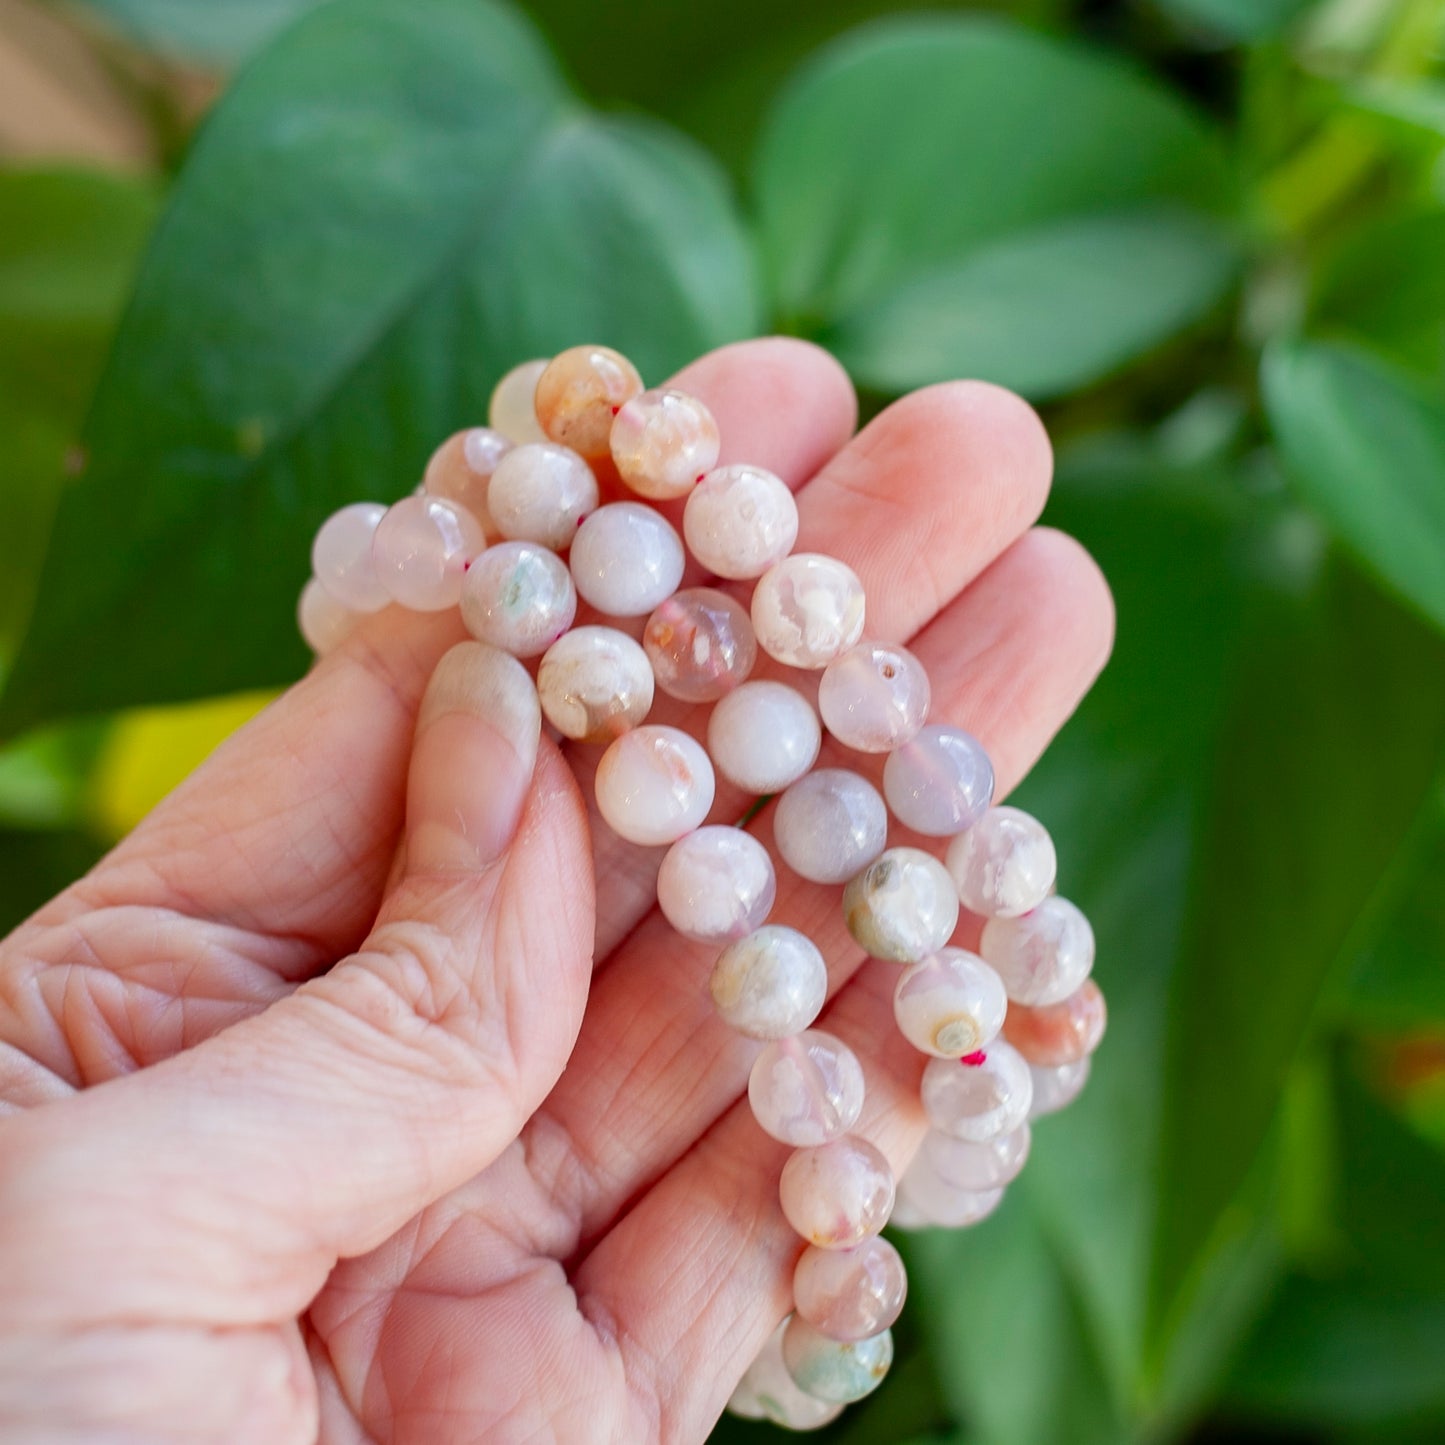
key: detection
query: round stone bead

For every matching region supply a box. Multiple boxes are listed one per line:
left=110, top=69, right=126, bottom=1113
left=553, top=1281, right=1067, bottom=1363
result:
left=707, top=682, right=821, bottom=795
left=924, top=1123, right=1031, bottom=1192
left=980, top=895, right=1095, bottom=1006
left=642, top=587, right=756, bottom=703
left=656, top=826, right=775, bottom=944
left=946, top=806, right=1057, bottom=919
left=534, top=344, right=644, bottom=458
left=1029, top=1057, right=1092, bottom=1118
left=782, top=1317, right=893, bottom=1405
left=752, top=553, right=866, bottom=669
left=536, top=625, right=653, bottom=743
left=1003, top=980, right=1107, bottom=1067
left=297, top=578, right=356, bottom=655
left=883, top=724, right=995, bottom=836
left=919, top=1043, right=1033, bottom=1143
left=460, top=542, right=576, bottom=657
left=773, top=769, right=888, bottom=885
left=682, top=463, right=799, bottom=579
left=748, top=1029, right=865, bottom=1147
left=817, top=641, right=930, bottom=753
left=710, top=925, right=828, bottom=1040
left=570, top=502, right=685, bottom=617
left=594, top=725, right=715, bottom=847
left=423, top=427, right=511, bottom=531
left=843, top=848, right=959, bottom=964
left=610, top=388, right=720, bottom=499
left=311, top=502, right=390, bottom=613
left=893, top=948, right=1008, bottom=1057
left=371, top=495, right=484, bottom=611
left=487, top=443, right=599, bottom=551
left=729, top=1322, right=844, bottom=1430
left=893, top=1148, right=1004, bottom=1230
left=488, top=358, right=549, bottom=445
left=792, top=1236, right=907, bottom=1342
left=779, top=1135, right=895, bottom=1249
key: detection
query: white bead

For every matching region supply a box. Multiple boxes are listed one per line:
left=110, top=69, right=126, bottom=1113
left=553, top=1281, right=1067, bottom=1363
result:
left=752, top=553, right=866, bottom=669
left=817, top=641, right=930, bottom=752
left=923, top=1123, right=1031, bottom=1191
left=487, top=443, right=599, bottom=550
left=297, top=578, right=356, bottom=655
left=570, top=502, right=685, bottom=617
left=946, top=806, right=1057, bottom=918
left=460, top=542, right=576, bottom=657
left=594, top=725, right=714, bottom=846
left=893, top=947, right=1007, bottom=1057
left=536, top=625, right=653, bottom=743
left=707, top=681, right=821, bottom=795
left=371, top=495, right=484, bottom=612
left=882, top=724, right=995, bottom=836
left=656, top=826, right=775, bottom=944
left=683, top=463, right=799, bottom=579
left=710, top=925, right=828, bottom=1039
left=782, top=1316, right=893, bottom=1404
left=893, top=1148, right=1004, bottom=1230
left=729, top=1322, right=844, bottom=1430
left=980, top=896, right=1095, bottom=1006
left=842, top=848, right=959, bottom=963
left=488, top=358, right=549, bottom=445
left=1028, top=1057, right=1092, bottom=1118
left=919, top=1043, right=1033, bottom=1143
left=311, top=502, right=390, bottom=613
left=773, top=769, right=888, bottom=885
left=748, top=1030, right=865, bottom=1146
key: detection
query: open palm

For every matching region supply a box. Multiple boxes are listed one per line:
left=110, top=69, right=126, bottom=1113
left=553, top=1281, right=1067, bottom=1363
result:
left=0, top=339, right=1112, bottom=1444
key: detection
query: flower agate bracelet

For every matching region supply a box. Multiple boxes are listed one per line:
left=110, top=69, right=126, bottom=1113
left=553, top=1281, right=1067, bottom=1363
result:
left=299, top=345, right=1106, bottom=1433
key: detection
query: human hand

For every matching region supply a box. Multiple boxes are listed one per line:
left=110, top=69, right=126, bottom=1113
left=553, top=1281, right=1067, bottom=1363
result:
left=0, top=339, right=1113, bottom=1443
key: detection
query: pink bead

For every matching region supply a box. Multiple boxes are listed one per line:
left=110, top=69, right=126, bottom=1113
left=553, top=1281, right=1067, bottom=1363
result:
left=946, top=806, right=1057, bottom=919
left=487, top=443, right=599, bottom=550
left=779, top=1135, right=895, bottom=1249
left=422, top=427, right=511, bottom=531
left=656, top=826, right=775, bottom=943
left=919, top=1044, right=1033, bottom=1143
left=793, top=1237, right=907, bottom=1341
left=311, top=502, right=389, bottom=613
left=773, top=769, right=888, bottom=885
left=818, top=641, right=930, bottom=752
left=594, top=725, right=715, bottom=846
left=460, top=541, right=576, bottom=657
left=748, top=1030, right=865, bottom=1147
left=923, top=1123, right=1031, bottom=1191
left=643, top=587, right=757, bottom=703
left=683, top=464, right=799, bottom=579
left=752, top=554, right=866, bottom=669
left=570, top=503, right=685, bottom=617
left=1029, top=1057, right=1092, bottom=1117
left=708, top=681, right=822, bottom=795
left=893, top=948, right=1008, bottom=1058
left=1002, top=980, right=1107, bottom=1067
left=729, top=1321, right=844, bottom=1429
left=980, top=895, right=1095, bottom=1006
left=610, top=388, right=720, bottom=499
left=297, top=578, right=356, bottom=655
left=883, top=724, right=994, bottom=836
left=371, top=496, right=483, bottom=611
left=893, top=1148, right=1003, bottom=1230
left=534, top=344, right=644, bottom=458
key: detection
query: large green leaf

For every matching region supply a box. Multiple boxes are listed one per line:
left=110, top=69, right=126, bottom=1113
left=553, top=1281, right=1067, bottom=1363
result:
left=1151, top=0, right=1316, bottom=41
left=753, top=16, right=1233, bottom=396
left=1264, top=340, right=1445, bottom=636
left=0, top=0, right=758, bottom=734
left=69, top=0, right=323, bottom=63
left=827, top=208, right=1237, bottom=400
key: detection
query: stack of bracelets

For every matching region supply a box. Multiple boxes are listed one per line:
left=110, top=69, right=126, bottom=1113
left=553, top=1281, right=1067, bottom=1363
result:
left=298, top=345, right=1105, bottom=1432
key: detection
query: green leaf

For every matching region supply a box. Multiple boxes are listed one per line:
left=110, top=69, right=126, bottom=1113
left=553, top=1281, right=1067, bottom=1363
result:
left=1149, top=566, right=1445, bottom=1353
left=1263, top=340, right=1445, bottom=636
left=1151, top=0, right=1316, bottom=41
left=1311, top=210, right=1445, bottom=380
left=70, top=0, right=323, bottom=64
left=1348, top=78, right=1445, bottom=140
left=754, top=15, right=1233, bottom=395
left=827, top=207, right=1238, bottom=400
left=0, top=0, right=759, bottom=734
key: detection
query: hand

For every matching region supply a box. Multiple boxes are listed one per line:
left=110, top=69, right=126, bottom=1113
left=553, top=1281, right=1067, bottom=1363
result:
left=0, top=339, right=1113, bottom=1444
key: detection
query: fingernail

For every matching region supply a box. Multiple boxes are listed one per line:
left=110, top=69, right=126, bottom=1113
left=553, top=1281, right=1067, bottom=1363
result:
left=408, top=641, right=541, bottom=872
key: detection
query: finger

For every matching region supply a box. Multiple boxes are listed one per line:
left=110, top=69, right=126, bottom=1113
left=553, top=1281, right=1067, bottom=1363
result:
left=0, top=643, right=593, bottom=1323
left=581, top=379, right=1053, bottom=959
left=527, top=529, right=1113, bottom=1248
left=0, top=338, right=856, bottom=1088
left=573, top=959, right=923, bottom=1442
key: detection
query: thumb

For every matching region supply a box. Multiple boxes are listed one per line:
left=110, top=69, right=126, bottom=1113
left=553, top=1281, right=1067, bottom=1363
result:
left=0, top=643, right=595, bottom=1325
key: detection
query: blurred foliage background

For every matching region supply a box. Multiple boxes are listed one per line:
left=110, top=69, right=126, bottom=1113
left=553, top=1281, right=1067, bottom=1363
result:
left=2, top=0, right=1444, bottom=1440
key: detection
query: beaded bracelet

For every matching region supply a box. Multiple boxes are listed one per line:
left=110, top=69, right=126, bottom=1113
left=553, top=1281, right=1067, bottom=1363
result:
left=299, top=345, right=1106, bottom=1433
